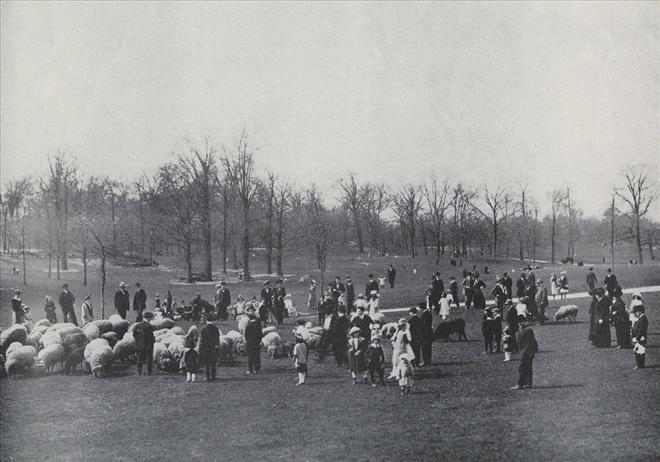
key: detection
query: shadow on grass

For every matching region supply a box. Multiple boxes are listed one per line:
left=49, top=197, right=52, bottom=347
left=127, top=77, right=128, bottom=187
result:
left=435, top=361, right=474, bottom=366
left=540, top=321, right=585, bottom=326
left=532, top=384, right=584, bottom=389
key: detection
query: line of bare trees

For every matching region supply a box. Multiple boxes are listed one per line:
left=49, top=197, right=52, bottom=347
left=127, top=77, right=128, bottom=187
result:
left=2, top=137, right=659, bottom=297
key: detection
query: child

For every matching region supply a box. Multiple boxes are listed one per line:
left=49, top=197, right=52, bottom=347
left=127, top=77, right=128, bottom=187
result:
left=284, top=294, right=298, bottom=318
left=292, top=335, right=308, bottom=385
left=348, top=326, right=368, bottom=384
left=397, top=353, right=414, bottom=395
left=631, top=303, right=648, bottom=370
left=502, top=326, right=514, bottom=362
left=439, top=291, right=451, bottom=320
left=181, top=346, right=199, bottom=383
left=367, top=337, right=385, bottom=387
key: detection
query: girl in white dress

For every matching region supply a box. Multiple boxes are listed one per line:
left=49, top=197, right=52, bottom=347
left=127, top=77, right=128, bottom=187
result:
left=388, top=318, right=414, bottom=380
left=439, top=292, right=451, bottom=320
left=550, top=273, right=559, bottom=300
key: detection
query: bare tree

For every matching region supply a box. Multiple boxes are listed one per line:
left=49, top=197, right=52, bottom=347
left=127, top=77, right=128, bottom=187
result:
left=223, top=131, right=259, bottom=281
left=273, top=181, right=293, bottom=276
left=615, top=165, right=659, bottom=264
left=472, top=184, right=507, bottom=257
left=423, top=177, right=451, bottom=263
left=450, top=184, right=476, bottom=257
left=339, top=173, right=366, bottom=253
left=46, top=156, right=78, bottom=274
left=305, top=186, right=331, bottom=289
left=392, top=185, right=423, bottom=258
left=549, top=189, right=567, bottom=264
left=263, top=171, right=276, bottom=274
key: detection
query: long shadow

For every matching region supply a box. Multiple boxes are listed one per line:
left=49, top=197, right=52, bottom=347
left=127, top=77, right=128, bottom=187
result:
left=435, top=361, right=474, bottom=366
left=532, top=384, right=584, bottom=389
left=640, top=364, right=660, bottom=369
left=540, top=321, right=585, bottom=326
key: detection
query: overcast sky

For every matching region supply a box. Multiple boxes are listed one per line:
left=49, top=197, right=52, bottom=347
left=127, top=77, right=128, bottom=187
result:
left=2, top=2, right=659, bottom=218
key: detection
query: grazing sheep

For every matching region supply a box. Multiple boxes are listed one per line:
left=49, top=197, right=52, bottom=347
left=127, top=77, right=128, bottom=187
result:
left=108, top=315, right=129, bottom=337
left=34, top=324, right=50, bottom=336
left=91, top=320, right=113, bottom=335
left=63, top=346, right=85, bottom=374
left=261, top=331, right=282, bottom=350
left=6, top=342, right=24, bottom=356
left=554, top=305, right=578, bottom=323
left=5, top=345, right=37, bottom=376
left=150, top=317, right=175, bottom=330
left=40, top=330, right=63, bottom=349
left=83, top=323, right=100, bottom=341
left=26, top=331, right=43, bottom=349
left=1, top=324, right=28, bottom=352
left=84, top=338, right=113, bottom=377
left=112, top=332, right=137, bottom=361
left=262, top=326, right=277, bottom=336
left=38, top=344, right=65, bottom=373
left=217, top=337, right=234, bottom=362
left=62, top=332, right=88, bottom=350
left=101, top=331, right=119, bottom=348
left=224, top=330, right=244, bottom=344
left=53, top=324, right=83, bottom=339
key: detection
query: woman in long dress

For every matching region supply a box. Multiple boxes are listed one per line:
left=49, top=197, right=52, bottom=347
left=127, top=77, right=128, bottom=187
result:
left=306, top=280, right=318, bottom=313
left=550, top=273, right=560, bottom=300
left=388, top=318, right=414, bottom=379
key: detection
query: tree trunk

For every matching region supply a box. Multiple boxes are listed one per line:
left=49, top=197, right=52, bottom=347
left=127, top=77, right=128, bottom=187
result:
left=242, top=204, right=250, bottom=281
left=648, top=232, right=655, bottom=260
left=21, top=215, right=27, bottom=285
left=551, top=212, right=556, bottom=264
left=635, top=214, right=643, bottom=264
left=100, top=247, right=106, bottom=318
left=185, top=239, right=193, bottom=283
left=266, top=186, right=274, bottom=275
left=82, top=245, right=87, bottom=286
left=222, top=185, right=229, bottom=274
left=276, top=209, right=284, bottom=276
left=110, top=192, right=117, bottom=255
left=62, top=183, right=69, bottom=270
left=421, top=223, right=428, bottom=256
left=492, top=218, right=498, bottom=257
left=202, top=178, right=213, bottom=281
left=56, top=254, right=61, bottom=280
left=139, top=196, right=145, bottom=257
left=354, top=211, right=364, bottom=253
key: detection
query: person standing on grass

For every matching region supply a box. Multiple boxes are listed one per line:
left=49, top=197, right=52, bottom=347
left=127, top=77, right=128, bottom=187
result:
left=535, top=281, right=549, bottom=324
left=448, top=276, right=460, bottom=308
left=331, top=276, right=345, bottom=302
left=516, top=273, right=527, bottom=299
left=367, top=336, right=385, bottom=386
left=331, top=307, right=350, bottom=367
left=365, top=274, right=379, bottom=302
left=133, top=282, right=147, bottom=322
left=11, top=289, right=24, bottom=325
left=387, top=264, right=397, bottom=288
left=407, top=307, right=423, bottom=367
left=199, top=314, right=220, bottom=381
left=559, top=272, right=569, bottom=301
left=492, top=276, right=507, bottom=311
left=347, top=327, right=368, bottom=384
left=166, top=290, right=173, bottom=317
left=511, top=316, right=538, bottom=390
left=502, top=272, right=513, bottom=300
left=215, top=281, right=231, bottom=321
left=244, top=305, right=262, bottom=375
left=292, top=335, right=308, bottom=385
left=260, top=281, right=273, bottom=324
left=59, top=283, right=78, bottom=326
left=604, top=268, right=618, bottom=299
left=586, top=267, right=598, bottom=293
left=631, top=303, right=648, bottom=369
left=44, top=295, right=58, bottom=324
left=420, top=303, right=433, bottom=367
left=472, top=276, right=487, bottom=311
left=504, top=300, right=519, bottom=353
left=133, top=311, right=155, bottom=376
left=352, top=305, right=373, bottom=342
left=307, top=279, right=318, bottom=314
left=550, top=273, right=559, bottom=300
left=592, top=289, right=612, bottom=347
left=80, top=295, right=94, bottom=326
left=463, top=272, right=474, bottom=309
left=345, top=275, right=355, bottom=312
left=114, top=282, right=130, bottom=320
left=273, top=279, right=286, bottom=325
left=611, top=292, right=631, bottom=349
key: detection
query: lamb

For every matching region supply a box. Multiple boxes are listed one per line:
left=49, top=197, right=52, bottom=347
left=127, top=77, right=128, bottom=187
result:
left=26, top=330, right=43, bottom=349
left=62, top=332, right=88, bottom=350
left=38, top=344, right=65, bottom=373
left=112, top=332, right=137, bottom=361
left=84, top=338, right=113, bottom=377
left=5, top=345, right=37, bottom=376
left=261, top=332, right=282, bottom=354
left=554, top=305, right=578, bottom=323
left=0, top=324, right=28, bottom=352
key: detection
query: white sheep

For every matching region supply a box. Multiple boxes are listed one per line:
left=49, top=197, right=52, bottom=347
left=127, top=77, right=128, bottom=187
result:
left=38, top=344, right=65, bottom=372
left=5, top=345, right=37, bottom=375
left=83, top=323, right=100, bottom=341
left=26, top=330, right=43, bottom=349
left=150, top=317, right=175, bottom=330
left=40, top=330, right=63, bottom=348
left=262, top=326, right=277, bottom=336
left=170, top=326, right=185, bottom=336
left=92, top=320, right=113, bottom=334
left=112, top=332, right=137, bottom=361
left=108, top=315, right=130, bottom=337
left=261, top=331, right=282, bottom=349
left=554, top=305, right=578, bottom=322
left=6, top=342, right=24, bottom=356
left=84, top=339, right=114, bottom=377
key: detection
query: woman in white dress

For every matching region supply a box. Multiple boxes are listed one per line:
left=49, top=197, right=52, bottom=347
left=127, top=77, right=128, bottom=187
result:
left=550, top=273, right=559, bottom=300
left=439, top=292, right=451, bottom=320
left=388, top=318, right=415, bottom=379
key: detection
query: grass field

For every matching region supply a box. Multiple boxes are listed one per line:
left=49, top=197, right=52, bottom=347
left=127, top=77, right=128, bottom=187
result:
left=1, top=254, right=660, bottom=461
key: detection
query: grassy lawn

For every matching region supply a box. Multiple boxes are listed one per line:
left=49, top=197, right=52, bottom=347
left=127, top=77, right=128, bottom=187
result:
left=1, top=255, right=660, bottom=461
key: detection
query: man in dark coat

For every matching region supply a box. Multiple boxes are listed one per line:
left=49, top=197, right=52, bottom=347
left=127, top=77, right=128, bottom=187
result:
left=244, top=305, right=263, bottom=374
left=512, top=316, right=538, bottom=389
left=11, top=289, right=24, bottom=324
left=365, top=274, right=379, bottom=302
left=59, top=283, right=78, bottom=326
left=419, top=303, right=434, bottom=367
left=351, top=305, right=372, bottom=342
left=132, top=311, right=155, bottom=375
left=588, top=291, right=599, bottom=342
left=431, top=272, right=444, bottom=302
left=631, top=304, right=648, bottom=369
left=114, top=282, right=130, bottom=320
left=407, top=307, right=424, bottom=367
left=330, top=276, right=345, bottom=302
left=272, top=280, right=286, bottom=325
left=344, top=276, right=355, bottom=311
left=462, top=273, right=474, bottom=309
left=331, top=308, right=350, bottom=367
left=214, top=281, right=231, bottom=321
left=586, top=267, right=598, bottom=293
left=387, top=264, right=396, bottom=288
left=516, top=274, right=527, bottom=299
left=199, top=315, right=220, bottom=380
left=260, top=281, right=273, bottom=324
left=133, top=282, right=147, bottom=322
left=604, top=268, right=618, bottom=298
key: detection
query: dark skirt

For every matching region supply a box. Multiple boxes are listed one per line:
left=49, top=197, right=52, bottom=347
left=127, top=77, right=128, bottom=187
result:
left=593, top=322, right=611, bottom=348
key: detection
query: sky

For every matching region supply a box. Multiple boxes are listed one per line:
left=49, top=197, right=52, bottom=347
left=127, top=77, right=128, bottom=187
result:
left=1, top=1, right=659, bottom=219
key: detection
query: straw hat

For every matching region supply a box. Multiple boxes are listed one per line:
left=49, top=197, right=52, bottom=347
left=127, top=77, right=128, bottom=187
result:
left=349, top=327, right=360, bottom=336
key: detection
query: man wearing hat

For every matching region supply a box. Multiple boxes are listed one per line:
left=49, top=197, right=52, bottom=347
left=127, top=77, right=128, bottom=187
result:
left=330, top=276, right=345, bottom=303
left=585, top=267, right=598, bottom=293
left=273, top=279, right=286, bottom=325
left=59, top=283, right=78, bottom=326
left=347, top=326, right=368, bottom=384
left=11, top=289, right=24, bottom=324
left=419, top=302, right=434, bottom=367
left=260, top=281, right=273, bottom=324
left=631, top=303, right=648, bottom=369
left=387, top=264, right=396, bottom=289
left=215, top=281, right=231, bottom=321
left=604, top=268, right=618, bottom=299
left=244, top=305, right=263, bottom=374
left=408, top=307, right=423, bottom=367
left=535, top=280, right=549, bottom=324
left=199, top=313, right=221, bottom=380
left=114, top=282, right=130, bottom=320
left=344, top=275, right=355, bottom=312
left=351, top=305, right=373, bottom=342
left=512, top=315, right=538, bottom=389
left=592, top=289, right=612, bottom=347
left=133, top=311, right=155, bottom=375
left=133, top=282, right=147, bottom=322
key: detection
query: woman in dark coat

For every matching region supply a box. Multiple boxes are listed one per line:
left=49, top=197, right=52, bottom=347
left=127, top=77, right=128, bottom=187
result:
left=592, top=291, right=612, bottom=347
